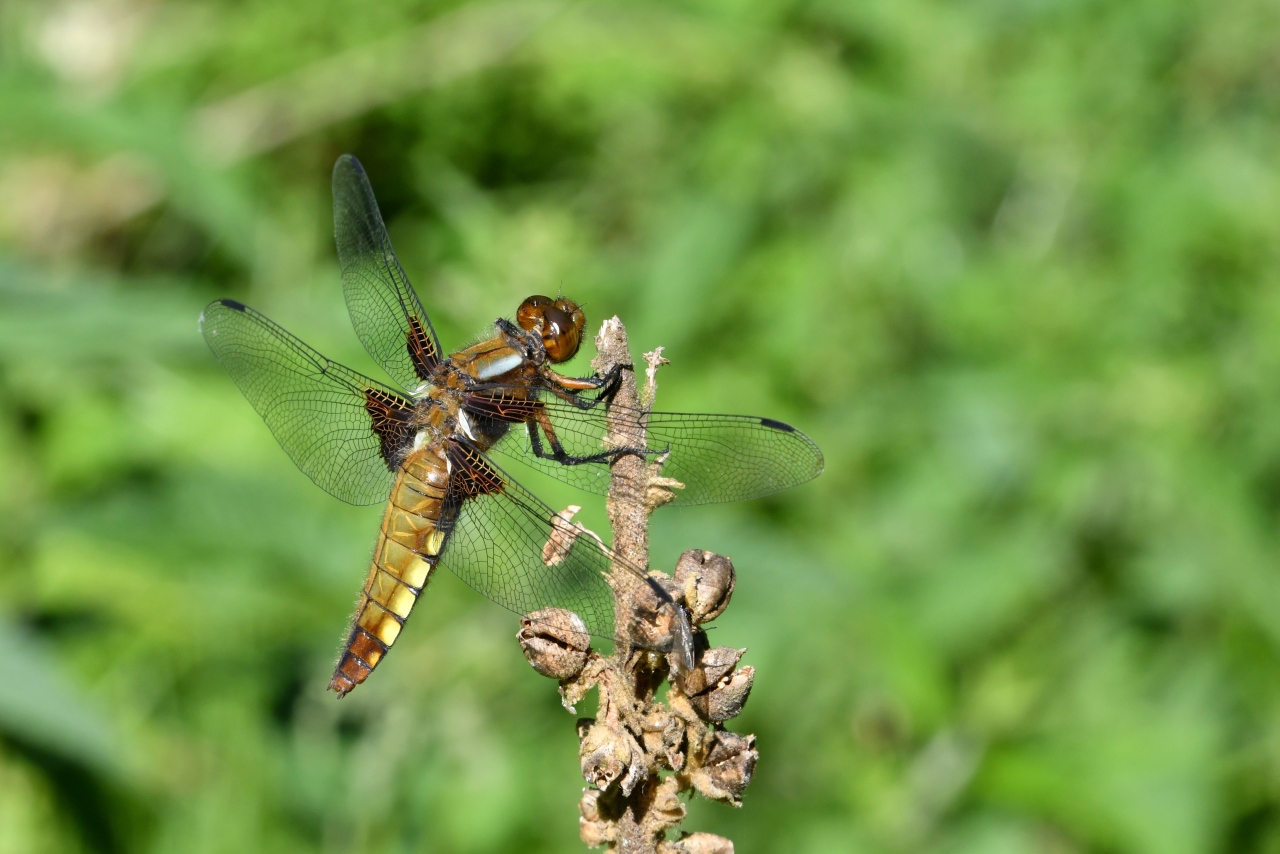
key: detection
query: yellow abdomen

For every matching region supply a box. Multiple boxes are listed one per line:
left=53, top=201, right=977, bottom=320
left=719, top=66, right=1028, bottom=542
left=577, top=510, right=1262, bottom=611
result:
left=329, top=448, right=450, bottom=696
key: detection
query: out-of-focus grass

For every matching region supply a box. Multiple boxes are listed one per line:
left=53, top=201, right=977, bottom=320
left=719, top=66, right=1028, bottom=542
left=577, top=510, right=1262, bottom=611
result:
left=2, top=1, right=1280, bottom=852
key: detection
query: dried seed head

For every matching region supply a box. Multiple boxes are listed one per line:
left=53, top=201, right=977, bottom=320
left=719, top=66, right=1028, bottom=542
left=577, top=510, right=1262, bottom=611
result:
left=683, top=646, right=746, bottom=695
left=518, top=608, right=590, bottom=680
left=659, top=832, right=736, bottom=854
left=579, top=819, right=614, bottom=849
left=579, top=787, right=603, bottom=823
left=628, top=573, right=683, bottom=653
left=701, top=646, right=745, bottom=683
left=690, top=732, right=757, bottom=806
left=690, top=665, right=755, bottom=722
left=674, top=550, right=736, bottom=624
left=578, top=788, right=615, bottom=847
left=650, top=776, right=686, bottom=831
left=579, top=720, right=633, bottom=791
left=642, top=707, right=688, bottom=771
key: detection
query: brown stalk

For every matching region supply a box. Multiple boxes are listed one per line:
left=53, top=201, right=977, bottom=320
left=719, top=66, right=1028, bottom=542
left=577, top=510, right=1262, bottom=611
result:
left=518, top=317, right=757, bottom=854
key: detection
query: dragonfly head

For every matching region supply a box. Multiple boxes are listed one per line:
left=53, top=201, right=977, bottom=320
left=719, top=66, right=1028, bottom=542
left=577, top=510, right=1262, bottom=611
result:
left=516, top=294, right=586, bottom=363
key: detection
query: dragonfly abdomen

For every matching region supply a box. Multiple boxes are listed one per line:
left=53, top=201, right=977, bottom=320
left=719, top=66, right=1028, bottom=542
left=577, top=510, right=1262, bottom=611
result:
left=329, top=449, right=450, bottom=696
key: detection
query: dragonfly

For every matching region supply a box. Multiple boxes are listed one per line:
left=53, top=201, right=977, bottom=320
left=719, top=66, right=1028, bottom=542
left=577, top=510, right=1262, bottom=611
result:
left=200, top=154, right=823, bottom=697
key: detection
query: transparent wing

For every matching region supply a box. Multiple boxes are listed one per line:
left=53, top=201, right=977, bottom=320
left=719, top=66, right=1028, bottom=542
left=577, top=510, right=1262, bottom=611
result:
left=333, top=153, right=442, bottom=389
left=199, top=299, right=414, bottom=506
left=644, top=410, right=824, bottom=505
left=436, top=442, right=651, bottom=640
left=481, top=391, right=824, bottom=506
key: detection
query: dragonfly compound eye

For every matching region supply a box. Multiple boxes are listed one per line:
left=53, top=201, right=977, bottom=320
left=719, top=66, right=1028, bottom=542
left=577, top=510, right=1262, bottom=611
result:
left=516, top=294, right=555, bottom=332
left=516, top=295, right=585, bottom=362
left=541, top=305, right=583, bottom=362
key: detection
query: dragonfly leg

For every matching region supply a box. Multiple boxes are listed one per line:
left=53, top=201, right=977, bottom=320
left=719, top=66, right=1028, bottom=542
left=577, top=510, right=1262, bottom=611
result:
left=525, top=414, right=654, bottom=467
left=543, top=362, right=630, bottom=410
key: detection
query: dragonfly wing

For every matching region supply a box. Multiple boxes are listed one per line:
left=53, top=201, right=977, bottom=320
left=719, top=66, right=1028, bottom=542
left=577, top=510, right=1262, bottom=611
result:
left=199, top=298, right=414, bottom=506
left=482, top=390, right=824, bottom=506
left=435, top=441, right=638, bottom=640
left=644, top=410, right=824, bottom=506
left=333, top=153, right=442, bottom=389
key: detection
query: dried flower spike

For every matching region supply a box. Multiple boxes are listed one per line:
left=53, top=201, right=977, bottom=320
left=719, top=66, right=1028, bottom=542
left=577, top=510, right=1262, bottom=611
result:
left=526, top=319, right=775, bottom=851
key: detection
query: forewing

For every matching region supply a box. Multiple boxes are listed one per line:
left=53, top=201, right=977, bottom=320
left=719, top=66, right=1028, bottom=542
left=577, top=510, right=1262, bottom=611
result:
left=435, top=442, right=624, bottom=639
left=485, top=392, right=824, bottom=506
left=200, top=299, right=414, bottom=506
left=333, top=153, right=442, bottom=389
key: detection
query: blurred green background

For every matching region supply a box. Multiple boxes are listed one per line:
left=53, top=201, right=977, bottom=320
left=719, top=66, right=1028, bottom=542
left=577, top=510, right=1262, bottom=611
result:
left=2, top=0, right=1280, bottom=852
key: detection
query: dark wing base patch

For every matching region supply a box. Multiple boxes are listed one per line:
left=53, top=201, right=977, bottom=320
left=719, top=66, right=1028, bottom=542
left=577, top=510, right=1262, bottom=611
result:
left=363, top=388, right=416, bottom=470
left=447, top=441, right=506, bottom=498
left=407, top=316, right=439, bottom=380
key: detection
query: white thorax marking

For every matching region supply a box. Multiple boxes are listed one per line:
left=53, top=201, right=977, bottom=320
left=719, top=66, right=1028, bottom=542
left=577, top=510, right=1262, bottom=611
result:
left=456, top=409, right=477, bottom=442
left=475, top=352, right=523, bottom=381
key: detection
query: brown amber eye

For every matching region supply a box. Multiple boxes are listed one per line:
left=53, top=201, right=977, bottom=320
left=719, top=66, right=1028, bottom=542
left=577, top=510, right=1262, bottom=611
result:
left=557, top=298, right=586, bottom=339
left=516, top=295, right=555, bottom=333
left=516, top=294, right=585, bottom=362
left=543, top=298, right=585, bottom=362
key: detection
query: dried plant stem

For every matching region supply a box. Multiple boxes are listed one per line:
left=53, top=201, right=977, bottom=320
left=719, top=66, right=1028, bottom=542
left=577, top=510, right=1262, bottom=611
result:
left=519, top=318, right=757, bottom=854
left=593, top=317, right=656, bottom=573
left=594, top=319, right=674, bottom=853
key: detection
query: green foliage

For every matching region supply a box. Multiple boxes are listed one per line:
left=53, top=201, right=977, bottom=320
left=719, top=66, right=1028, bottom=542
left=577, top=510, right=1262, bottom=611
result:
left=2, top=0, right=1280, bottom=851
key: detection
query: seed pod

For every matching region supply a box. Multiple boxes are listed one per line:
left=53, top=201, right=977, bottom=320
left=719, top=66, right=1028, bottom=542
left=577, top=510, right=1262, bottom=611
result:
left=659, top=832, right=735, bottom=854
left=683, top=646, right=746, bottom=696
left=518, top=608, right=590, bottom=680
left=641, top=707, right=688, bottom=771
left=650, top=777, right=686, bottom=831
left=579, top=819, right=614, bottom=849
left=629, top=573, right=682, bottom=653
left=690, top=665, right=755, bottom=722
left=690, top=731, right=757, bottom=806
left=674, top=550, right=736, bottom=624
left=578, top=788, right=615, bottom=847
left=579, top=720, right=633, bottom=791
left=579, top=787, right=603, bottom=822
